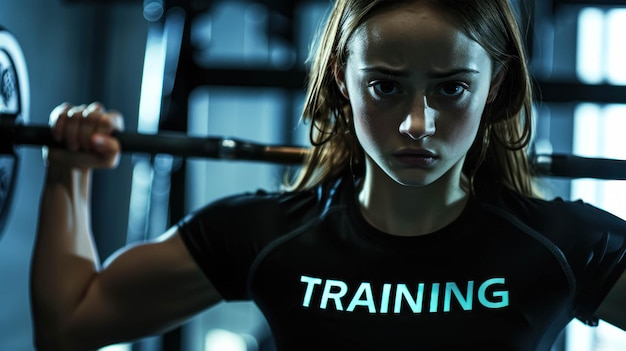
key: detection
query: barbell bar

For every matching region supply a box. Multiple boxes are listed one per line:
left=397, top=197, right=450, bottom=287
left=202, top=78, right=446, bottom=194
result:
left=3, top=117, right=625, bottom=181
left=1, top=119, right=309, bottom=164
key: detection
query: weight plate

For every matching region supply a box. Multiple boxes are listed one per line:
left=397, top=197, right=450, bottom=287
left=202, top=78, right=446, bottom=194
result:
left=0, top=27, right=30, bottom=238
left=0, top=153, right=17, bottom=235
left=0, top=27, right=29, bottom=123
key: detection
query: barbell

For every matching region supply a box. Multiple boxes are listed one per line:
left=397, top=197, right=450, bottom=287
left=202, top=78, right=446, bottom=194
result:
left=0, top=27, right=308, bottom=237
left=0, top=27, right=625, bottom=238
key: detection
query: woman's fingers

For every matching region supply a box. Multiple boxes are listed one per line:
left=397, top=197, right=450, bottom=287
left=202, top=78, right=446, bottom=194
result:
left=77, top=103, right=103, bottom=152
left=64, top=104, right=86, bottom=152
left=50, top=102, right=72, bottom=143
left=46, top=102, right=125, bottom=169
left=89, top=105, right=124, bottom=158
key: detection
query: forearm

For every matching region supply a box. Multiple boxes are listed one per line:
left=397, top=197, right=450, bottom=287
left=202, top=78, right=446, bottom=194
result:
left=30, top=164, right=101, bottom=347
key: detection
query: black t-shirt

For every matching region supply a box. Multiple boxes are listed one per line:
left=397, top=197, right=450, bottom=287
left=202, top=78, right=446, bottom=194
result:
left=177, top=176, right=626, bottom=351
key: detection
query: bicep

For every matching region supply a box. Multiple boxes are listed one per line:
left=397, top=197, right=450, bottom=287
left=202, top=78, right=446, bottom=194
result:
left=68, top=227, right=222, bottom=348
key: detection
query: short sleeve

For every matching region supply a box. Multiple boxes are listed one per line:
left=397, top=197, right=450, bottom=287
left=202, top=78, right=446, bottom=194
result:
left=567, top=203, right=626, bottom=325
left=502, top=191, right=626, bottom=326
left=176, top=189, right=319, bottom=300
left=573, top=227, right=626, bottom=325
left=176, top=192, right=282, bottom=300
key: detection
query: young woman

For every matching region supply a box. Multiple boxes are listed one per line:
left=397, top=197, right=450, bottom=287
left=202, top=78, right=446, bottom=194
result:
left=31, top=0, right=626, bottom=350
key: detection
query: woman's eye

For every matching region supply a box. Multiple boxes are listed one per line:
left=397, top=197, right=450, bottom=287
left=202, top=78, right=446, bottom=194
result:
left=439, top=82, right=468, bottom=97
left=369, top=81, right=400, bottom=96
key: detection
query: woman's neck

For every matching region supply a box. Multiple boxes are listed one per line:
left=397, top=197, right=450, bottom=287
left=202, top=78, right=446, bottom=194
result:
left=357, top=163, right=469, bottom=237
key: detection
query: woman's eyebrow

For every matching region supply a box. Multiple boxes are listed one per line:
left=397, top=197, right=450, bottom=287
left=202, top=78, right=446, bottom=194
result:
left=359, top=66, right=480, bottom=78
left=359, top=66, right=410, bottom=77
left=428, top=68, right=480, bottom=78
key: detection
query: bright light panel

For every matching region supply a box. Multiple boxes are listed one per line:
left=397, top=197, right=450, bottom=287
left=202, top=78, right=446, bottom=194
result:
left=99, top=344, right=131, bottom=351
left=576, top=8, right=604, bottom=84
left=605, top=9, right=626, bottom=85
left=205, top=329, right=247, bottom=351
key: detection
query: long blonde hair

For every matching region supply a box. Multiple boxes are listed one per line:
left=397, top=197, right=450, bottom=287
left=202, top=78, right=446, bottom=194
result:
left=287, top=0, right=536, bottom=197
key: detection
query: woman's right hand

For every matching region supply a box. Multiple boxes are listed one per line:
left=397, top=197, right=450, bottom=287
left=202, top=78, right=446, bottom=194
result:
left=45, top=102, right=125, bottom=170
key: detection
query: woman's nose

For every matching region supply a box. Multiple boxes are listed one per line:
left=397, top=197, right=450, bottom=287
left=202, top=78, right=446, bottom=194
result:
left=398, top=96, right=436, bottom=140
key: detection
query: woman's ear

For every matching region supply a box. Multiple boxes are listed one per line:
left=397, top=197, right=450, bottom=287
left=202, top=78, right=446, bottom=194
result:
left=333, top=62, right=350, bottom=100
left=487, top=64, right=507, bottom=104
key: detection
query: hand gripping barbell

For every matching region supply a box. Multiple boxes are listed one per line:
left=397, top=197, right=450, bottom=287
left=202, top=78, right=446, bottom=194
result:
left=0, top=27, right=625, bottom=238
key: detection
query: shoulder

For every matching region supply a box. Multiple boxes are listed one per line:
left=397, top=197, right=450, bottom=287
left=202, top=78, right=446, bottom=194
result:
left=492, top=188, right=626, bottom=235
left=475, top=188, right=626, bottom=270
left=180, top=189, right=315, bottom=233
left=178, top=175, right=347, bottom=234
left=484, top=188, right=626, bottom=323
left=485, top=189, right=626, bottom=290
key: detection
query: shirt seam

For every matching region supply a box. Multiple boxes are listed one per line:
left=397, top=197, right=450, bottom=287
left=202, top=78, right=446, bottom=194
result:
left=245, top=206, right=346, bottom=297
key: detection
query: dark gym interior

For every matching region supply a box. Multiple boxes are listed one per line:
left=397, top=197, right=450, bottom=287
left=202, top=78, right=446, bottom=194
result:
left=1, top=0, right=626, bottom=350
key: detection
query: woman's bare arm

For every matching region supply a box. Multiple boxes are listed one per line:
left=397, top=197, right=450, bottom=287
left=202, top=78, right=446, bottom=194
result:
left=30, top=103, right=222, bottom=350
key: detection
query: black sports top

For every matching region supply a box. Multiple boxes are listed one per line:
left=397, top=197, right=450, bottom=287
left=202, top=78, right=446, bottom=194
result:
left=177, top=175, right=626, bottom=350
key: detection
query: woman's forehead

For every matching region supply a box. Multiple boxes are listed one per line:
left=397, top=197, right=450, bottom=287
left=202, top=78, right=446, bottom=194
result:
left=347, top=3, right=490, bottom=71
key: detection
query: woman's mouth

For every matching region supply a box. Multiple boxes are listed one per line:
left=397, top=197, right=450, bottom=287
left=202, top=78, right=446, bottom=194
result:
left=393, top=149, right=438, bottom=167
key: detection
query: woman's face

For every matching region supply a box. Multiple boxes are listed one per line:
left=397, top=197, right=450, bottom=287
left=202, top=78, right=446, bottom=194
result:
left=337, top=2, right=502, bottom=188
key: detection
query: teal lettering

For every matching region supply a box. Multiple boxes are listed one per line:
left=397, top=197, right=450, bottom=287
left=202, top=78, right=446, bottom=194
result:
left=444, top=281, right=474, bottom=312
left=429, top=283, right=440, bottom=313
left=380, top=284, right=392, bottom=314
left=320, top=279, right=348, bottom=310
left=478, top=278, right=509, bottom=309
left=298, top=276, right=509, bottom=314
left=394, top=283, right=424, bottom=313
left=347, top=282, right=376, bottom=313
left=300, top=275, right=322, bottom=308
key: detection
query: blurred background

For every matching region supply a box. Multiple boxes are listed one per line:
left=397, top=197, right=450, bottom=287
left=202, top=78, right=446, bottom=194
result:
left=0, top=0, right=625, bottom=350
